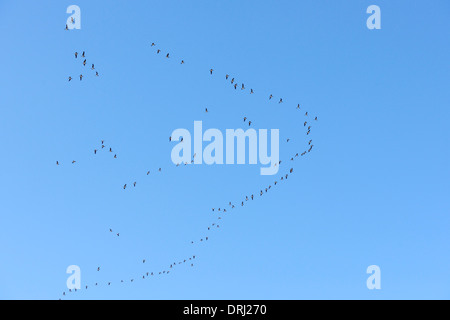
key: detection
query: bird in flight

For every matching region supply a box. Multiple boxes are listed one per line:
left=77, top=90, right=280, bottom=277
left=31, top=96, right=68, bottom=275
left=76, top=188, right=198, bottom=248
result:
left=68, top=76, right=72, bottom=81
left=166, top=53, right=170, bottom=58
left=151, top=42, right=156, bottom=46
left=210, top=69, right=213, bottom=75
left=79, top=74, right=83, bottom=81
left=269, top=94, right=273, bottom=100
left=74, top=52, right=78, bottom=58
left=123, top=184, right=127, bottom=189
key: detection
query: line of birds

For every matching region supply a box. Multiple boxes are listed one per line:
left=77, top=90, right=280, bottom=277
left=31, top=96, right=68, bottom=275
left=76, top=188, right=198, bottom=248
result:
left=59, top=42, right=318, bottom=298
left=150, top=42, right=318, bottom=122
left=68, top=51, right=100, bottom=82
left=61, top=254, right=197, bottom=297
left=55, top=140, right=116, bottom=167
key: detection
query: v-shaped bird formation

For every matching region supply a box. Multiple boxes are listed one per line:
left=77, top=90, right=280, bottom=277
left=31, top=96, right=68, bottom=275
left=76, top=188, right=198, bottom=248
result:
left=59, top=41, right=319, bottom=299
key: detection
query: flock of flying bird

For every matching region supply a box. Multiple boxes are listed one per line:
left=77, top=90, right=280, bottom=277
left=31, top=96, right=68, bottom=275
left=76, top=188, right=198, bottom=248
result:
left=67, top=51, right=100, bottom=82
left=59, top=42, right=318, bottom=299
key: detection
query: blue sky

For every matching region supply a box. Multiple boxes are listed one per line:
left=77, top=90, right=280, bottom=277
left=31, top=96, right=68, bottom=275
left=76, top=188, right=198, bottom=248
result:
left=0, top=0, right=449, bottom=299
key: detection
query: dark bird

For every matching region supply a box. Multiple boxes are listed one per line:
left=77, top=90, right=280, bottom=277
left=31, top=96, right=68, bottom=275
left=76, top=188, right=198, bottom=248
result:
left=151, top=42, right=156, bottom=46
left=250, top=89, right=254, bottom=94
left=123, top=184, right=127, bottom=189
left=226, top=74, right=229, bottom=79
left=82, top=51, right=85, bottom=58
left=75, top=52, right=78, bottom=58
left=94, top=149, right=97, bottom=154
left=279, top=98, right=283, bottom=103
left=79, top=74, right=83, bottom=81
left=96, top=71, right=99, bottom=77
left=269, top=94, right=273, bottom=100
left=68, top=76, right=72, bottom=81
left=181, top=60, right=184, bottom=64
left=210, top=69, right=213, bottom=74
left=83, top=59, right=86, bottom=66
left=56, top=161, right=59, bottom=165
left=91, top=64, right=95, bottom=70
left=166, top=53, right=170, bottom=58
